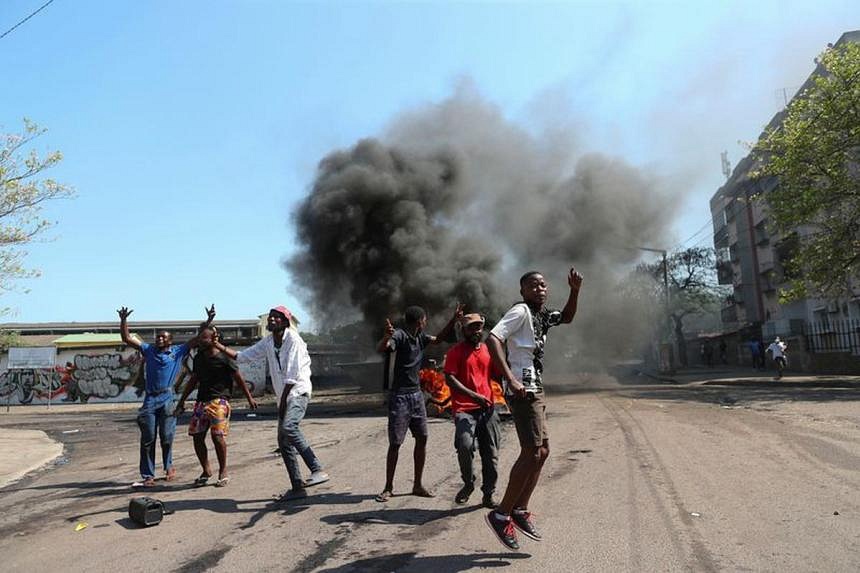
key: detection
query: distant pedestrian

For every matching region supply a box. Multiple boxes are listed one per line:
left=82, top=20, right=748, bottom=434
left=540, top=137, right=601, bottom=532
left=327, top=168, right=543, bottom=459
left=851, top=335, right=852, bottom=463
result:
left=704, top=341, right=714, bottom=368
left=119, top=304, right=214, bottom=487
left=766, top=337, right=788, bottom=379
left=484, top=267, right=583, bottom=551
left=175, top=325, right=257, bottom=487
left=749, top=339, right=762, bottom=369
left=719, top=339, right=728, bottom=365
left=216, top=307, right=328, bottom=501
left=374, top=303, right=462, bottom=503
left=443, top=313, right=501, bottom=508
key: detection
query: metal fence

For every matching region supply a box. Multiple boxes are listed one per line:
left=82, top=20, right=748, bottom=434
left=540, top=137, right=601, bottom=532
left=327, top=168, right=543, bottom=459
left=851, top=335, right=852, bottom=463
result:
left=803, top=319, right=860, bottom=354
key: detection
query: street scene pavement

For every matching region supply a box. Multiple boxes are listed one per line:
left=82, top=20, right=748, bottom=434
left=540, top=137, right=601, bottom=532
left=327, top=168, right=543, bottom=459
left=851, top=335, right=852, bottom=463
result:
left=1, top=366, right=859, bottom=572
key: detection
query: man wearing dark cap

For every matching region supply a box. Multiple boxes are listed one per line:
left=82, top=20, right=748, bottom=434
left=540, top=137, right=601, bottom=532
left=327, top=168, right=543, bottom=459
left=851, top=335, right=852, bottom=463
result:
left=484, top=267, right=583, bottom=550
left=216, top=306, right=328, bottom=500
left=443, top=313, right=501, bottom=508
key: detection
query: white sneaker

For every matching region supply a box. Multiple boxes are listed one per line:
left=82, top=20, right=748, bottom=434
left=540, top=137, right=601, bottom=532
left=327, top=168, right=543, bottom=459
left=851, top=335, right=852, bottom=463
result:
left=304, top=471, right=330, bottom=487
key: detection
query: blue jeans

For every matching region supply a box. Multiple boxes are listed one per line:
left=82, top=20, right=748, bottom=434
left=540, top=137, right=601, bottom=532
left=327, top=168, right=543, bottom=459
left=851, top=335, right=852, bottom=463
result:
left=137, top=398, right=176, bottom=479
left=277, top=393, right=323, bottom=489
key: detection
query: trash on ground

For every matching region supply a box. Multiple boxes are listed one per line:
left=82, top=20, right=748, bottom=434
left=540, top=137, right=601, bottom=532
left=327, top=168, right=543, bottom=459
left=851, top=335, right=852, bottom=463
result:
left=74, top=522, right=88, bottom=532
left=690, top=512, right=701, bottom=517
left=61, top=429, right=80, bottom=434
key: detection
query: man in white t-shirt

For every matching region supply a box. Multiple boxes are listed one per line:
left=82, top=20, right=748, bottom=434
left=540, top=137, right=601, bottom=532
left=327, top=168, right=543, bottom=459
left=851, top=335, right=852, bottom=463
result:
left=483, top=267, right=583, bottom=551
left=766, top=337, right=787, bottom=379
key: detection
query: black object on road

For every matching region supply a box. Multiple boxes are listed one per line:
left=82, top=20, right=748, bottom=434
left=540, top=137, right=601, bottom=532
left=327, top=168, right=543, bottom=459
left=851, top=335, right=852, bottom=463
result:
left=129, top=497, right=165, bottom=527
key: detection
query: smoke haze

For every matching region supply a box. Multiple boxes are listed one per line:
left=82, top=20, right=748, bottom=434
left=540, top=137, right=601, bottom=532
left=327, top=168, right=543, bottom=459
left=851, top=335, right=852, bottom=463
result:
left=288, top=85, right=682, bottom=366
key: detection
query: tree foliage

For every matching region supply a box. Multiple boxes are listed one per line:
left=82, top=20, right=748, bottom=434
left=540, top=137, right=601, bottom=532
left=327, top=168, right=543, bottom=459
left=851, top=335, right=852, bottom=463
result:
left=638, top=247, right=727, bottom=366
left=754, top=42, right=860, bottom=299
left=0, top=119, right=73, bottom=297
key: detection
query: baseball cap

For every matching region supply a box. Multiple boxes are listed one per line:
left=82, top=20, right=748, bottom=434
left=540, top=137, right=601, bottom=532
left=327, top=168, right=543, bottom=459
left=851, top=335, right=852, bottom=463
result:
left=461, top=313, right=485, bottom=327
left=269, top=306, right=293, bottom=321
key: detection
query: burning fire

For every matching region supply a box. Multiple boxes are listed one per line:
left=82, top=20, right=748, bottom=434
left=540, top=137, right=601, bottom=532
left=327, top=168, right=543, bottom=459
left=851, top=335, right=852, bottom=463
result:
left=419, top=368, right=507, bottom=416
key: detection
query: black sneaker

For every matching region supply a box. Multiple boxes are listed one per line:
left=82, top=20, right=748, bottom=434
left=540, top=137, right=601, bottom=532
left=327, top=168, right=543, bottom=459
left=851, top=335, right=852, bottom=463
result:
left=512, top=509, right=541, bottom=541
left=485, top=511, right=519, bottom=550
left=455, top=484, right=474, bottom=505
left=481, top=493, right=498, bottom=509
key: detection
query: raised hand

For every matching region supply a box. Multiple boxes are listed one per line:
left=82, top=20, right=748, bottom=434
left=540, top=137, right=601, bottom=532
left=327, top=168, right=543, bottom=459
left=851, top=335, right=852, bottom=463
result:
left=384, top=318, right=395, bottom=337
left=205, top=304, right=216, bottom=322
left=453, top=302, right=465, bottom=321
left=117, top=307, right=133, bottom=320
left=568, top=267, right=584, bottom=290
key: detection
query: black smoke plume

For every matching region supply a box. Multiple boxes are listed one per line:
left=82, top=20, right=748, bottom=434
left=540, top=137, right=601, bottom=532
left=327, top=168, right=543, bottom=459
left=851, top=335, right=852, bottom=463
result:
left=288, top=87, right=683, bottom=364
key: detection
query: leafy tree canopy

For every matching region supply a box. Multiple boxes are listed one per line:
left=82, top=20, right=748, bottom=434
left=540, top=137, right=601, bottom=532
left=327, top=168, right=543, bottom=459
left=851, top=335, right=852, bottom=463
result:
left=755, top=42, right=860, bottom=300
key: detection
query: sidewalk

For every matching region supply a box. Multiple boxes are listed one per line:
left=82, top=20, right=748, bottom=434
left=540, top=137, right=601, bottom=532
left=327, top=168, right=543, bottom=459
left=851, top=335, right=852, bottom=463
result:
left=0, top=429, right=63, bottom=489
left=641, top=364, right=860, bottom=387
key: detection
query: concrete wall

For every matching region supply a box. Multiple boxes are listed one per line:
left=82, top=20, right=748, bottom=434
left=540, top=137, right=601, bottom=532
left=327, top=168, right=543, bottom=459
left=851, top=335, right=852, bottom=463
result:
left=0, top=346, right=266, bottom=405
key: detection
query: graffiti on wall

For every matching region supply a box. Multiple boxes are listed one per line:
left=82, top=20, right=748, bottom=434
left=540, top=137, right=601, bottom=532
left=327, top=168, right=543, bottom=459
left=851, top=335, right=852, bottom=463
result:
left=0, top=353, right=142, bottom=404
left=68, top=353, right=142, bottom=402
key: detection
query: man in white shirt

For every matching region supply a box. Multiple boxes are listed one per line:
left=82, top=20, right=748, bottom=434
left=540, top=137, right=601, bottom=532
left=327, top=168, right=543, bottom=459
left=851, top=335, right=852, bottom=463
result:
left=484, top=268, right=583, bottom=551
left=766, top=337, right=788, bottom=379
left=217, top=306, right=329, bottom=500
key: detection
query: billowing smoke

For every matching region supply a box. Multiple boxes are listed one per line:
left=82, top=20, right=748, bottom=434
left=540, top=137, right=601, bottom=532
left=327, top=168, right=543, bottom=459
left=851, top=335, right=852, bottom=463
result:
left=288, top=86, right=682, bottom=367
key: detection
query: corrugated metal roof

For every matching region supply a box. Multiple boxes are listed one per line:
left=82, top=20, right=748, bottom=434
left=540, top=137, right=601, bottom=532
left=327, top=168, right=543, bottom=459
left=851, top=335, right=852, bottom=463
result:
left=53, top=333, right=125, bottom=348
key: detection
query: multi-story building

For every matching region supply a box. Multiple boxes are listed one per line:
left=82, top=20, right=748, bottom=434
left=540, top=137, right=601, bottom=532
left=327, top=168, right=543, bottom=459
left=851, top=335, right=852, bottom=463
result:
left=711, top=30, right=860, bottom=343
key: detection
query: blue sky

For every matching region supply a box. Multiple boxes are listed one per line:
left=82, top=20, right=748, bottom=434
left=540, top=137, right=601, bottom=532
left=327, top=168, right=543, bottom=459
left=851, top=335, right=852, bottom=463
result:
left=0, top=1, right=856, bottom=329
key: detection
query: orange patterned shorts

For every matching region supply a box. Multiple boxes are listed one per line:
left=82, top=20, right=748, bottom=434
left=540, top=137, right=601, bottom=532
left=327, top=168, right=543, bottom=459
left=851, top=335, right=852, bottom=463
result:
left=188, top=398, right=231, bottom=437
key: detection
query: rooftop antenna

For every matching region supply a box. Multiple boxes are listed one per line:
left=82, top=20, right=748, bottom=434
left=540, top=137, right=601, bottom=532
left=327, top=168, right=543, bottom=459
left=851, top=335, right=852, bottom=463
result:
left=720, top=151, right=731, bottom=181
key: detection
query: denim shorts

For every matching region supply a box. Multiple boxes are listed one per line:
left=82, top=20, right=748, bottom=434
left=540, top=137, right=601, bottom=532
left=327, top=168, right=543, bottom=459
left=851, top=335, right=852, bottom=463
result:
left=388, top=389, right=428, bottom=446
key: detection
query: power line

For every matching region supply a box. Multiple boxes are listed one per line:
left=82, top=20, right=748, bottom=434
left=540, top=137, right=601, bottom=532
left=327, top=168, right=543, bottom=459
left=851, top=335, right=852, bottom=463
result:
left=0, top=0, right=56, bottom=41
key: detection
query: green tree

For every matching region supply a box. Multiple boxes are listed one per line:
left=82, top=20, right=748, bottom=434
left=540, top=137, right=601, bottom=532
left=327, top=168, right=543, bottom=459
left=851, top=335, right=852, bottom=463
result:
left=754, top=42, right=860, bottom=300
left=0, top=119, right=73, bottom=300
left=638, top=247, right=727, bottom=367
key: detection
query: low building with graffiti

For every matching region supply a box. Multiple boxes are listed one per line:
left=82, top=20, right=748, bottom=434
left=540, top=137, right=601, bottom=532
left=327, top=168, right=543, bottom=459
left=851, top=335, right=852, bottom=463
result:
left=0, top=318, right=367, bottom=405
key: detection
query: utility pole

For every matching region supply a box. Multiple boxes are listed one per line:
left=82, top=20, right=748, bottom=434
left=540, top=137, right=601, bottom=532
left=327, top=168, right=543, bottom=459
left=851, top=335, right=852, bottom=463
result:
left=638, top=246, right=673, bottom=373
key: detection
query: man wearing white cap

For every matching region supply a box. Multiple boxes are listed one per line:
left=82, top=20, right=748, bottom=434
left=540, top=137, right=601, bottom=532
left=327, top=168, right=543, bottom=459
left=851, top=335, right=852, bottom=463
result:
left=216, top=306, right=329, bottom=500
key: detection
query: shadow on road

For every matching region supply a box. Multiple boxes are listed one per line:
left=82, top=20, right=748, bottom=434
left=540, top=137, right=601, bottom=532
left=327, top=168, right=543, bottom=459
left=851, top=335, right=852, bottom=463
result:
left=321, top=505, right=476, bottom=527
left=317, top=551, right=531, bottom=572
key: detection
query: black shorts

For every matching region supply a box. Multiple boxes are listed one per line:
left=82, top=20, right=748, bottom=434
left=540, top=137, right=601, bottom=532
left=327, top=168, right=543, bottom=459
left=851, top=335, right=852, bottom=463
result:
left=388, top=389, right=428, bottom=446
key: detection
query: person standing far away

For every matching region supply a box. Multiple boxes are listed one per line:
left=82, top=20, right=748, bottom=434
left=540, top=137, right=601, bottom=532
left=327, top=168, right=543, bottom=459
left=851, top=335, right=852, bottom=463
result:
left=374, top=303, right=463, bottom=503
left=766, top=336, right=788, bottom=379
left=175, top=325, right=258, bottom=487
left=215, top=306, right=328, bottom=501
left=484, top=267, right=583, bottom=551
left=119, top=304, right=215, bottom=487
left=443, top=313, right=502, bottom=509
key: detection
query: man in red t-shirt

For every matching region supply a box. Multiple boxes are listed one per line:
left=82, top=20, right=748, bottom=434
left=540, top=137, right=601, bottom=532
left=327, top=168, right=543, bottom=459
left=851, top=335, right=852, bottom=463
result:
left=444, top=313, right=501, bottom=508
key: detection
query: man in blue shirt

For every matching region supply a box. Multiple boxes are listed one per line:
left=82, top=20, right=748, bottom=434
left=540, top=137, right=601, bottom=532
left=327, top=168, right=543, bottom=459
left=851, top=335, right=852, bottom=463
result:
left=119, top=305, right=214, bottom=487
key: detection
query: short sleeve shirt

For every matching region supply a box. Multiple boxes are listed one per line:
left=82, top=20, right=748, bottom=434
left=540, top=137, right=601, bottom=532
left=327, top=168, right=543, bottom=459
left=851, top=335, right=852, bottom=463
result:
left=443, top=341, right=493, bottom=413
left=490, top=303, right=562, bottom=393
left=387, top=329, right=432, bottom=394
left=193, top=351, right=237, bottom=401
left=140, top=342, right=190, bottom=399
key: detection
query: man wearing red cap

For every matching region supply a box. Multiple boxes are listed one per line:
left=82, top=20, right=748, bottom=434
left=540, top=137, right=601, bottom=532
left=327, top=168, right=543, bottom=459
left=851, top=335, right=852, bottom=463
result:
left=216, top=306, right=328, bottom=500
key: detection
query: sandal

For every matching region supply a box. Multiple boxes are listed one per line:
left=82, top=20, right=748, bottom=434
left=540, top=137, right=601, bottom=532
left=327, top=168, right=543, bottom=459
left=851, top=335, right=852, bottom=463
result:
left=214, top=476, right=230, bottom=487
left=375, top=490, right=393, bottom=503
left=193, top=474, right=211, bottom=487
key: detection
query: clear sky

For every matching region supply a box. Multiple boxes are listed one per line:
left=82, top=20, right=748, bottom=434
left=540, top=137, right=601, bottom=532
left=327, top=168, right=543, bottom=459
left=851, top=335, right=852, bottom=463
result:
left=0, top=1, right=856, bottom=329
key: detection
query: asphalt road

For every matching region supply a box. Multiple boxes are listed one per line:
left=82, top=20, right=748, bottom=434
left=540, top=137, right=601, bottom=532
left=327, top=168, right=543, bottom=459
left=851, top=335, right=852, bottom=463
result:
left=0, top=372, right=859, bottom=572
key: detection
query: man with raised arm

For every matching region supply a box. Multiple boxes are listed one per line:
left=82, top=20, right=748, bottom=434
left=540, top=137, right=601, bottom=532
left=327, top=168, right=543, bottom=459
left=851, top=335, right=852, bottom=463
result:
left=215, top=306, right=328, bottom=501
left=374, top=303, right=462, bottom=503
left=484, top=268, right=583, bottom=550
left=119, top=304, right=215, bottom=487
